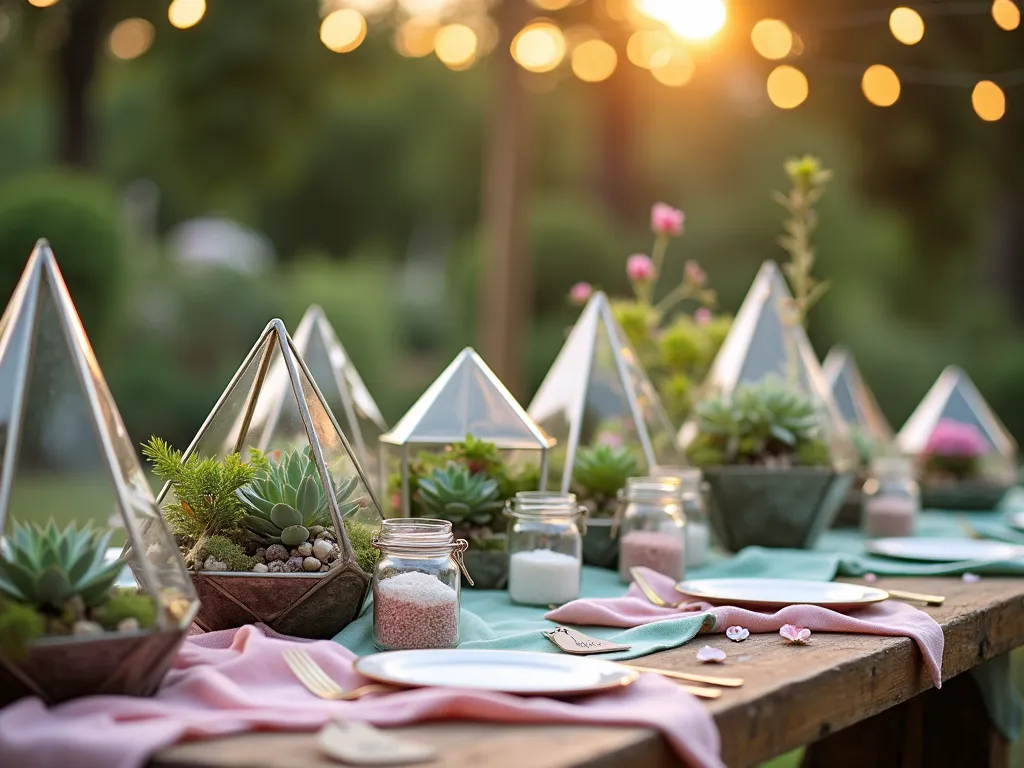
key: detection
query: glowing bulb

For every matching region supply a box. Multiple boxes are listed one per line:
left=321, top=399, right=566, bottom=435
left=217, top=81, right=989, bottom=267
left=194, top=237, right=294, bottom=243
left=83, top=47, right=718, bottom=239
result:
left=168, top=0, right=206, bottom=29
left=750, top=19, right=792, bottom=60
left=626, top=28, right=672, bottom=68
left=108, top=18, right=155, bottom=60
left=320, top=9, right=366, bottom=52
left=635, top=0, right=726, bottom=41
left=27, top=0, right=59, bottom=7
left=394, top=18, right=438, bottom=57
left=651, top=50, right=694, bottom=86
left=435, top=24, right=478, bottom=69
left=992, top=0, right=1021, bottom=29
left=889, top=7, right=924, bottom=45
left=861, top=64, right=900, bottom=107
left=530, top=0, right=572, bottom=9
left=972, top=80, right=1006, bottom=121
left=571, top=39, right=617, bottom=82
left=767, top=65, right=808, bottom=109
left=511, top=21, right=566, bottom=73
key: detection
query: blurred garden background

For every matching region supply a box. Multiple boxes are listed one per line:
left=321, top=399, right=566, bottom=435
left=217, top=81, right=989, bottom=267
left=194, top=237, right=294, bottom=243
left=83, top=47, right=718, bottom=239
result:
left=0, top=0, right=1020, bottom=455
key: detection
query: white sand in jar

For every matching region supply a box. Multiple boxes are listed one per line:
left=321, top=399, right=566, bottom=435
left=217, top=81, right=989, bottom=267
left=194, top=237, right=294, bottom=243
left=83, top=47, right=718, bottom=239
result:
left=864, top=496, right=918, bottom=538
left=619, top=530, right=685, bottom=582
left=374, top=571, right=459, bottom=650
left=508, top=549, right=581, bottom=606
left=685, top=522, right=710, bottom=568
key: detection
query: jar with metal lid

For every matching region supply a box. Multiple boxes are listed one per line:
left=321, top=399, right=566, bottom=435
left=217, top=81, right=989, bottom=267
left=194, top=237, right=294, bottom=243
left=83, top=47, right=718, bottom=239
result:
left=617, top=477, right=686, bottom=582
left=863, top=456, right=920, bottom=538
left=371, top=518, right=471, bottom=650
left=505, top=492, right=586, bottom=606
left=651, top=466, right=710, bottom=568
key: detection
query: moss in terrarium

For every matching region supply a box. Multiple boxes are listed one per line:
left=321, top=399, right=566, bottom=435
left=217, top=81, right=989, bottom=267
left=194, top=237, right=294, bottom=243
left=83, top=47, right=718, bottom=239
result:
left=0, top=599, right=46, bottom=660
left=343, top=519, right=380, bottom=573
left=199, top=535, right=255, bottom=572
left=94, top=590, right=157, bottom=631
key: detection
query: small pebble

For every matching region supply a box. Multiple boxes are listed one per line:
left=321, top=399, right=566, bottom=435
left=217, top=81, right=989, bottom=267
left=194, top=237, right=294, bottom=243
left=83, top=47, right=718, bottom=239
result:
left=268, top=561, right=285, bottom=573
left=265, top=544, right=289, bottom=562
left=255, top=547, right=267, bottom=560
left=297, top=543, right=313, bottom=558
left=203, top=556, right=228, bottom=572
left=303, top=556, right=322, bottom=572
left=309, top=526, right=326, bottom=537
left=252, top=563, right=270, bottom=573
left=312, top=539, right=333, bottom=561
left=319, top=564, right=329, bottom=572
left=285, top=556, right=304, bottom=573
left=72, top=620, right=104, bottom=636
left=117, top=618, right=139, bottom=633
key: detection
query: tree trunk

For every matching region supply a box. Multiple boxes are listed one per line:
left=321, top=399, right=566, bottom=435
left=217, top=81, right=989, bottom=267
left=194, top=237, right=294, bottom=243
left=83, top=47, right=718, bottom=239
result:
left=595, top=25, right=634, bottom=218
left=56, top=0, right=105, bottom=167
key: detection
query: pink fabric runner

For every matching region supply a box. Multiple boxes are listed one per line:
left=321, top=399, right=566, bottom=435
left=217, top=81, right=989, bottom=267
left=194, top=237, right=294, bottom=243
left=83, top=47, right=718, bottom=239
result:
left=0, top=625, right=723, bottom=768
left=546, top=567, right=945, bottom=687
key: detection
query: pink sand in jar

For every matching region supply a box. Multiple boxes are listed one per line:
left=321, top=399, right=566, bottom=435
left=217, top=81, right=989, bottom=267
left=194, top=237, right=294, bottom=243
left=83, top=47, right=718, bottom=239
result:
left=374, top=571, right=459, bottom=650
left=863, top=496, right=918, bottom=538
left=619, top=530, right=685, bottom=582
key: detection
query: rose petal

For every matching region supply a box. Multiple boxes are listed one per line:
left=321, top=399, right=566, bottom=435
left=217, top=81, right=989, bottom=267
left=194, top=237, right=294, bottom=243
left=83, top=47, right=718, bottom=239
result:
left=962, top=572, right=981, bottom=583
left=695, top=645, right=726, bottom=663
left=725, top=626, right=749, bottom=642
left=780, top=624, right=811, bottom=645
left=863, top=572, right=877, bottom=584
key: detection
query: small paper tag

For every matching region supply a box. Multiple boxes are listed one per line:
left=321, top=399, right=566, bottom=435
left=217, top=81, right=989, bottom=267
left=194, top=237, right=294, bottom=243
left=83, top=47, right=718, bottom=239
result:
left=543, top=626, right=631, bottom=655
left=318, top=720, right=437, bottom=765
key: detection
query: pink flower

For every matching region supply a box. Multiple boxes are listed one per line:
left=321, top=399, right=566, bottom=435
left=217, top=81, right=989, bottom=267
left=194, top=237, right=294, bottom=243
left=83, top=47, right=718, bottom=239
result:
left=923, top=419, right=989, bottom=458
left=651, top=202, right=684, bottom=237
left=626, top=254, right=655, bottom=283
left=780, top=624, right=811, bottom=645
left=684, top=259, right=706, bottom=287
left=595, top=430, right=624, bottom=449
left=568, top=282, right=593, bottom=306
left=725, top=626, right=749, bottom=642
left=694, top=307, right=712, bottom=326
left=962, top=572, right=981, bottom=583
left=696, top=645, right=726, bottom=663
left=863, top=572, right=877, bottom=583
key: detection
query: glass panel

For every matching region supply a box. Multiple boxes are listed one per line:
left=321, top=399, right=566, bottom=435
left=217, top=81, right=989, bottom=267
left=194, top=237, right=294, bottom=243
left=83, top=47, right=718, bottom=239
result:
left=823, top=348, right=893, bottom=465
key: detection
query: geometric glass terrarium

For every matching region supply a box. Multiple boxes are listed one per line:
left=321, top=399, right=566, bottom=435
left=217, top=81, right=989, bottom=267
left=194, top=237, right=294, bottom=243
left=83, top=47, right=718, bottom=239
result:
left=154, top=319, right=383, bottom=638
left=681, top=261, right=855, bottom=550
left=0, top=241, right=197, bottom=706
left=896, top=365, right=1018, bottom=509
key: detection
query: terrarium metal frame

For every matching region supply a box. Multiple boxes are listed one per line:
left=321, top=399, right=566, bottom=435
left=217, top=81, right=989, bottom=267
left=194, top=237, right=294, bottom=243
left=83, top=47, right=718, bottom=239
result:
left=157, top=319, right=384, bottom=638
left=0, top=240, right=199, bottom=706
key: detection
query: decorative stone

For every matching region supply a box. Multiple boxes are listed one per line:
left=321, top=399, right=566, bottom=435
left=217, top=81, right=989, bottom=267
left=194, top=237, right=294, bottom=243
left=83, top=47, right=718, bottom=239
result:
left=309, top=526, right=326, bottom=537
left=265, top=544, right=289, bottom=562
left=297, top=543, right=313, bottom=558
left=117, top=618, right=140, bottom=633
left=319, top=564, right=330, bottom=572
left=303, top=556, right=322, bottom=572
left=203, top=556, right=228, bottom=572
left=285, top=556, right=304, bottom=573
left=267, top=561, right=285, bottom=573
left=72, top=620, right=103, bottom=636
left=252, top=563, right=270, bottom=573
left=317, top=530, right=336, bottom=543
left=255, top=547, right=267, bottom=560
left=312, top=539, right=333, bottom=561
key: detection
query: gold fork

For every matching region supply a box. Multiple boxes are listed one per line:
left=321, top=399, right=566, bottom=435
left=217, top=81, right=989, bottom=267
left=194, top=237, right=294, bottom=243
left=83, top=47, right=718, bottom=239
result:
left=631, top=567, right=690, bottom=608
left=886, top=588, right=946, bottom=606
left=282, top=648, right=397, bottom=701
left=621, top=664, right=743, bottom=688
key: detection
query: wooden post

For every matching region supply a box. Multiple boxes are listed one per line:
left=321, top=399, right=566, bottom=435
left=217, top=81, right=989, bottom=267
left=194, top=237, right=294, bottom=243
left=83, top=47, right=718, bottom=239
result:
left=480, top=0, right=533, bottom=397
left=55, top=0, right=105, bottom=167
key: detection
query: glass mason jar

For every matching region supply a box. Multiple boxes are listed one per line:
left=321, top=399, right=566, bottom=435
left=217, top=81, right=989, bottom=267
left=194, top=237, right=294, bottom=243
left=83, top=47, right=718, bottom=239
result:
left=505, top=492, right=586, bottom=606
left=371, top=518, right=471, bottom=651
left=651, top=466, right=710, bottom=568
left=617, top=477, right=686, bottom=583
left=862, top=456, right=920, bottom=538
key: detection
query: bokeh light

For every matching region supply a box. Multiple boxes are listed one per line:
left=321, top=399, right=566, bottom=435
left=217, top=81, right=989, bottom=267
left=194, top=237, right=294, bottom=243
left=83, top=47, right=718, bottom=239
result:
left=108, top=18, right=155, bottom=61
left=168, top=0, right=206, bottom=29
left=394, top=18, right=438, bottom=57
left=626, top=28, right=672, bottom=69
left=530, top=0, right=573, bottom=10
left=320, top=9, right=366, bottom=53
left=571, top=39, right=618, bottom=82
left=650, top=49, right=694, bottom=86
left=861, top=64, right=900, bottom=107
left=767, top=65, right=808, bottom=109
left=992, top=0, right=1021, bottom=30
left=750, top=19, right=792, bottom=61
left=27, top=0, right=59, bottom=6
left=972, top=80, right=1006, bottom=121
left=635, top=0, right=726, bottom=41
left=435, top=23, right=478, bottom=70
left=889, top=7, right=924, bottom=45
left=511, top=21, right=566, bottom=73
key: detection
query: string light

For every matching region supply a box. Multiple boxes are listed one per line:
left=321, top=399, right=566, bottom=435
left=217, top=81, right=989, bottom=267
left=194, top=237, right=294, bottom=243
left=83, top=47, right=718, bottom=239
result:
left=651, top=49, right=694, bottom=86
left=168, top=0, right=206, bottom=29
left=767, top=65, right=808, bottom=109
left=992, top=0, right=1021, bottom=30
left=435, top=23, right=477, bottom=69
left=571, top=39, right=618, bottom=82
left=320, top=9, right=366, bottom=52
left=889, top=7, right=924, bottom=45
left=511, top=21, right=566, bottom=73
left=972, top=80, right=1006, bottom=120
left=530, top=0, right=573, bottom=10
left=750, top=19, right=792, bottom=61
left=27, top=0, right=59, bottom=6
left=626, top=28, right=672, bottom=69
left=635, top=0, right=726, bottom=41
left=394, top=18, right=438, bottom=57
left=108, top=18, right=155, bottom=60
left=862, top=64, right=900, bottom=106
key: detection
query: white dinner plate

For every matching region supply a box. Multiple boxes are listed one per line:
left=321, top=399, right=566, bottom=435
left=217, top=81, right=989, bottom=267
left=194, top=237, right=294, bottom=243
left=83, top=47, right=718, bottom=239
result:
left=673, top=577, right=889, bottom=611
left=864, top=537, right=1024, bottom=563
left=354, top=649, right=638, bottom=697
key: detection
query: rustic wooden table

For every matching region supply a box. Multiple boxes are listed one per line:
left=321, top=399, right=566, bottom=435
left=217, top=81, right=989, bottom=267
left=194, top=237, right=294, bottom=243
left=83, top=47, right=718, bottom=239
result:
left=152, top=576, right=1024, bottom=768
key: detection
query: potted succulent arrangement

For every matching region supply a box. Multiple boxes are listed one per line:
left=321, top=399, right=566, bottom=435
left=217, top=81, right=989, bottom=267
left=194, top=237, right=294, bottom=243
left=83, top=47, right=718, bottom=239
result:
left=571, top=443, right=639, bottom=568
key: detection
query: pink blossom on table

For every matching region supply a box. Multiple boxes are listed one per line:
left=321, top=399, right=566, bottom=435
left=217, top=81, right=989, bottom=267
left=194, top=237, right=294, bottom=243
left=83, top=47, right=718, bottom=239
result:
left=694, top=307, right=712, bottom=326
left=923, top=419, right=989, bottom=458
left=962, top=572, right=981, bottom=583
left=569, top=281, right=593, bottom=306
left=863, top=573, right=877, bottom=584
left=696, top=645, right=726, bottom=663
left=780, top=624, right=811, bottom=645
left=684, top=259, right=706, bottom=287
left=626, top=254, right=655, bottom=283
left=725, top=626, right=749, bottom=642
left=651, top=202, right=685, bottom=237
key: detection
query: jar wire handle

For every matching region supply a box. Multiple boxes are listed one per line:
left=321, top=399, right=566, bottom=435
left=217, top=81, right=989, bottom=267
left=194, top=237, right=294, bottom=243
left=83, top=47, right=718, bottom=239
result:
left=453, top=539, right=474, bottom=587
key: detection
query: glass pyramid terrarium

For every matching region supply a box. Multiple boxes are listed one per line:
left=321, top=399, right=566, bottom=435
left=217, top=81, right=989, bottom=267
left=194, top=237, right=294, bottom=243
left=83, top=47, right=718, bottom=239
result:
left=823, top=346, right=894, bottom=457
left=157, top=319, right=383, bottom=638
left=897, top=366, right=1018, bottom=509
left=0, top=241, right=197, bottom=706
left=682, top=261, right=855, bottom=550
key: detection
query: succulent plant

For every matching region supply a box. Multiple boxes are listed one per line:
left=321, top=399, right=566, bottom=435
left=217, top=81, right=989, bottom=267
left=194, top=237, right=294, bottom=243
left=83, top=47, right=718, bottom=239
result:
left=573, top=444, right=639, bottom=498
left=0, top=521, right=125, bottom=611
left=416, top=465, right=504, bottom=527
left=236, top=447, right=362, bottom=547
